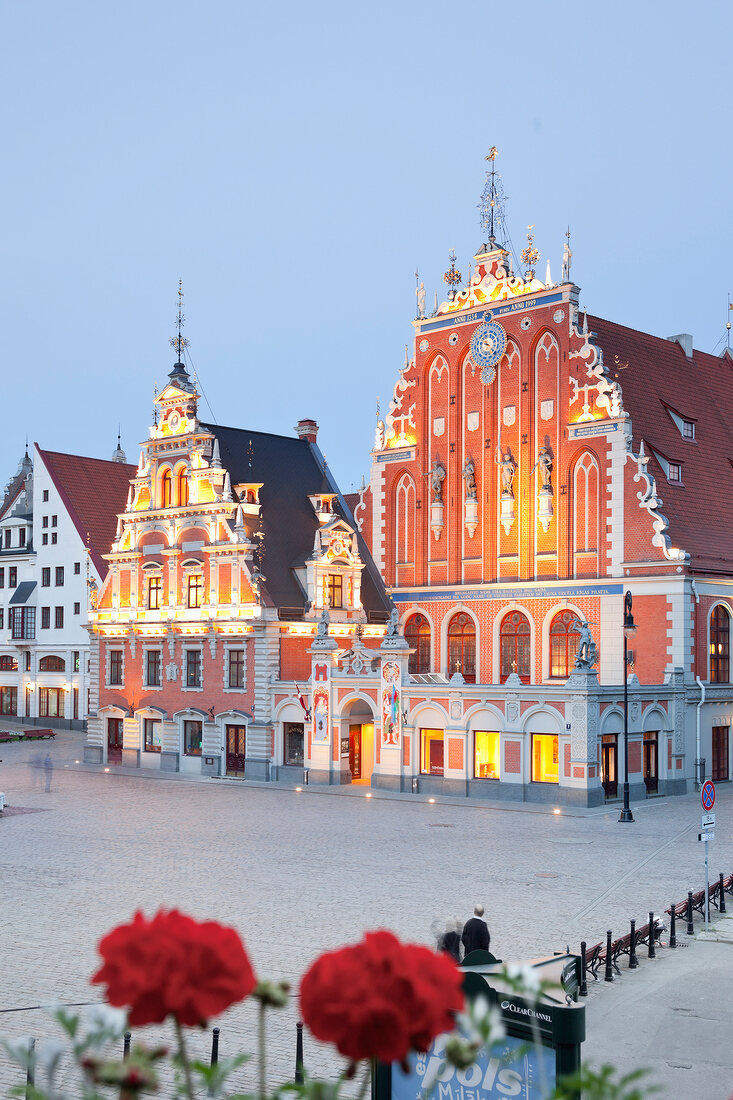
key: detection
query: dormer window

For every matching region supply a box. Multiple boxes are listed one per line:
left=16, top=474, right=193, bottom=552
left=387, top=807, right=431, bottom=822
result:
left=662, top=401, right=696, bottom=442
left=682, top=420, right=695, bottom=440
left=668, top=463, right=682, bottom=482
left=326, top=573, right=343, bottom=609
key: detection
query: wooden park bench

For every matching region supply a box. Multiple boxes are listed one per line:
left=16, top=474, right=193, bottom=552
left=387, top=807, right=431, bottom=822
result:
left=22, top=728, right=56, bottom=740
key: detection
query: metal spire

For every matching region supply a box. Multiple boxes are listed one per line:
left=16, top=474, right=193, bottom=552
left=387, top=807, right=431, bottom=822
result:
left=478, top=146, right=507, bottom=249
left=169, top=280, right=190, bottom=367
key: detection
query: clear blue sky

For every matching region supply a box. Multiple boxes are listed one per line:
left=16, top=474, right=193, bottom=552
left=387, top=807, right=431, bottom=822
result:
left=1, top=0, right=731, bottom=494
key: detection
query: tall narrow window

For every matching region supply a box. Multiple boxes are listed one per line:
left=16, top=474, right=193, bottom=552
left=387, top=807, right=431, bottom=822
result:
left=148, top=575, right=162, bottom=609
left=55, top=606, right=64, bottom=629
left=177, top=468, right=189, bottom=507
left=109, top=650, right=123, bottom=686
left=55, top=566, right=64, bottom=586
left=187, top=573, right=203, bottom=608
left=183, top=720, right=202, bottom=756
left=549, top=611, right=582, bottom=678
left=405, top=614, right=431, bottom=674
left=186, top=650, right=202, bottom=688
left=500, top=612, right=531, bottom=682
left=228, top=649, right=244, bottom=689
left=146, top=650, right=161, bottom=687
left=394, top=473, right=416, bottom=576
left=161, top=469, right=172, bottom=508
left=710, top=605, right=730, bottom=683
left=447, top=613, right=476, bottom=683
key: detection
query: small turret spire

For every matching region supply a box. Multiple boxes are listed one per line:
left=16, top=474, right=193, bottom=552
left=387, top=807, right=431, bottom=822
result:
left=112, top=425, right=127, bottom=464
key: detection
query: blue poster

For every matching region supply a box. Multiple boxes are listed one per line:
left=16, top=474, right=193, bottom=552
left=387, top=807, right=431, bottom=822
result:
left=391, top=1031, right=555, bottom=1100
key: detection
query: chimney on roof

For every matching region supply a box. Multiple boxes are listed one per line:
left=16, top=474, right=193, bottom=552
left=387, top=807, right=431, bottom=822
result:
left=667, top=333, right=693, bottom=360
left=295, top=419, right=318, bottom=444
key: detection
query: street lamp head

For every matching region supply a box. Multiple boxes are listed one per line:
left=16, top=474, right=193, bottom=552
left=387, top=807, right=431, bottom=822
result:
left=623, top=589, right=636, bottom=638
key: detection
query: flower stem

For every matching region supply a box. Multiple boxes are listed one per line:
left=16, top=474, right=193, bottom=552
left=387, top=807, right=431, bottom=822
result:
left=355, top=1063, right=371, bottom=1100
left=258, top=1001, right=267, bottom=1100
left=175, top=1019, right=196, bottom=1100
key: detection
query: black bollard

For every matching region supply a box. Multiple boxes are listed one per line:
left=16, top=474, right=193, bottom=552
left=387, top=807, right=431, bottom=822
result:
left=123, top=1032, right=131, bottom=1061
left=604, top=930, right=614, bottom=982
left=25, top=1038, right=35, bottom=1100
left=648, top=912, right=656, bottom=958
left=669, top=903, right=677, bottom=948
left=210, top=1027, right=220, bottom=1067
left=628, top=920, right=637, bottom=969
left=686, top=891, right=694, bottom=935
left=295, top=1021, right=304, bottom=1084
left=579, top=941, right=588, bottom=997
left=720, top=874, right=727, bottom=914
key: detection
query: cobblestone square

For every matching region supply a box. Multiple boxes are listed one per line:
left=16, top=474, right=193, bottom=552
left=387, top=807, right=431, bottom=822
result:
left=1, top=730, right=730, bottom=1096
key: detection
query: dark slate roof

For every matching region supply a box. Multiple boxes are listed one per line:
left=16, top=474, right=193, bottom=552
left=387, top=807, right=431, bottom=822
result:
left=200, top=423, right=391, bottom=618
left=9, top=580, right=36, bottom=605
left=590, top=316, right=733, bottom=571
left=37, top=447, right=138, bottom=577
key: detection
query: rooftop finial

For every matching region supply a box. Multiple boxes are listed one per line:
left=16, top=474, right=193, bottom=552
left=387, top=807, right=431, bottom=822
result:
left=443, top=249, right=462, bottom=299
left=521, top=226, right=540, bottom=280
left=478, top=146, right=507, bottom=250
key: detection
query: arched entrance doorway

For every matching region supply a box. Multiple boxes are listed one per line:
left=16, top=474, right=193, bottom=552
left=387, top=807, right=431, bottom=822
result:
left=341, top=698, right=375, bottom=785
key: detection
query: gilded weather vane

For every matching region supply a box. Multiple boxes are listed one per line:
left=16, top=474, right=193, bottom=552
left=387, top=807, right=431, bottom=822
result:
left=169, top=279, right=190, bottom=362
left=443, top=249, right=462, bottom=298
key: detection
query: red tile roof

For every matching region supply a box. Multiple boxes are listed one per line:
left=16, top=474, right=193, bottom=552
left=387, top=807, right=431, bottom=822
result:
left=590, top=316, right=733, bottom=572
left=36, top=447, right=137, bottom=577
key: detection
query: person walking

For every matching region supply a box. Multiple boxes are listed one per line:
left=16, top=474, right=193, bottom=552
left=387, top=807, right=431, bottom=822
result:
left=438, top=919, right=462, bottom=963
left=43, top=752, right=53, bottom=793
left=461, top=904, right=490, bottom=956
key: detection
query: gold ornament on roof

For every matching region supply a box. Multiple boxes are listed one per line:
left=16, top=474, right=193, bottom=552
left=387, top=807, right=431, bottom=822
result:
left=521, top=226, right=540, bottom=279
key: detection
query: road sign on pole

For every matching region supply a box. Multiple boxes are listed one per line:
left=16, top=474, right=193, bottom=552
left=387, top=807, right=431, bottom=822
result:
left=702, top=813, right=715, bottom=830
left=701, top=780, right=716, bottom=811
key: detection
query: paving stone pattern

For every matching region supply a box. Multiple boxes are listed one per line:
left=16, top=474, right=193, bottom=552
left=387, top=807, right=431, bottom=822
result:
left=0, top=731, right=730, bottom=1096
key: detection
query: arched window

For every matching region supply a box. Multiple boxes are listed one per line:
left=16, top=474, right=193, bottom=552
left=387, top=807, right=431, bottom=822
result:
left=710, top=605, right=730, bottom=683
left=177, top=467, right=189, bottom=507
left=500, top=611, right=531, bottom=682
left=405, top=614, right=431, bottom=675
left=448, top=612, right=476, bottom=683
left=0, top=656, right=18, bottom=671
left=160, top=468, right=172, bottom=509
left=39, top=655, right=65, bottom=672
left=550, top=610, right=582, bottom=678
left=394, top=473, right=416, bottom=583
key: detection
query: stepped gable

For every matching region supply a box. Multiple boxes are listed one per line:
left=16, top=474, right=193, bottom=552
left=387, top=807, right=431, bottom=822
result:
left=200, top=423, right=391, bottom=617
left=37, top=448, right=137, bottom=575
left=590, top=315, right=733, bottom=572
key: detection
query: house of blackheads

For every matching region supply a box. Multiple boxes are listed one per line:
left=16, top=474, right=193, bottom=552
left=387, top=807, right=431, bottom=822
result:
left=74, top=171, right=733, bottom=805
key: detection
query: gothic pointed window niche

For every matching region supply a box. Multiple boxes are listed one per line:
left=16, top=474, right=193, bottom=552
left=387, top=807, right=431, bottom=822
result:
left=405, top=613, right=431, bottom=674
left=550, top=610, right=582, bottom=678
left=161, top=468, right=172, bottom=509
left=500, top=611, right=531, bottom=683
left=448, top=612, right=476, bottom=683
left=710, top=604, right=730, bottom=683
left=177, top=466, right=190, bottom=507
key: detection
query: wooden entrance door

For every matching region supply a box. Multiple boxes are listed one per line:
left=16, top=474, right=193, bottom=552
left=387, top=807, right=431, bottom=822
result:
left=107, top=718, right=123, bottom=764
left=601, top=735, right=618, bottom=798
left=712, top=726, right=729, bottom=781
left=226, top=725, right=246, bottom=776
left=643, top=733, right=658, bottom=793
left=349, top=725, right=362, bottom=779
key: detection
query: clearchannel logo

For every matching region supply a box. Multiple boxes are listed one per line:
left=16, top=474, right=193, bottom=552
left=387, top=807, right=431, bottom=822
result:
left=500, top=1000, right=551, bottom=1023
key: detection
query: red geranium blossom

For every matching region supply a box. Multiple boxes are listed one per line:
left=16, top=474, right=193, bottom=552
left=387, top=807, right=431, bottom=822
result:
left=92, top=909, right=256, bottom=1027
left=300, top=930, right=463, bottom=1064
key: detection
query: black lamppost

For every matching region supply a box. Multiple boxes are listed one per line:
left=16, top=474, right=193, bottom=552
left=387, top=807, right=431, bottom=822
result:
left=619, top=590, right=637, bottom=823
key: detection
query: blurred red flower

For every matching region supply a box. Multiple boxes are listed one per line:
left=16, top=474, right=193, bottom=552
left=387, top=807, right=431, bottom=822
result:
left=92, top=909, right=256, bottom=1027
left=300, top=929, right=463, bottom=1063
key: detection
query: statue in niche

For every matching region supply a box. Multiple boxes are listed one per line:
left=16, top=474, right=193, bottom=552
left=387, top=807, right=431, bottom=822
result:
left=374, top=419, right=386, bottom=450
left=496, top=447, right=517, bottom=495
left=416, top=281, right=426, bottom=319
left=534, top=446, right=553, bottom=490
left=573, top=621, right=598, bottom=670
left=430, top=460, right=446, bottom=502
left=463, top=459, right=477, bottom=500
